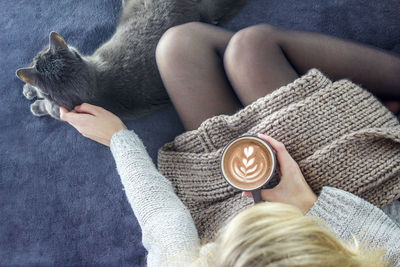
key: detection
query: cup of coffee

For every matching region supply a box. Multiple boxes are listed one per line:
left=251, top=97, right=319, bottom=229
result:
left=220, top=135, right=276, bottom=203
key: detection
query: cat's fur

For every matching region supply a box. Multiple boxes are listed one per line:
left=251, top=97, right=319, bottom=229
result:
left=16, top=0, right=246, bottom=120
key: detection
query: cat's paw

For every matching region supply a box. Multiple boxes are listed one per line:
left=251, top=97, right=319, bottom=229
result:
left=22, top=84, right=38, bottom=100
left=30, top=100, right=49, bottom=116
left=30, top=99, right=62, bottom=120
left=48, top=104, right=61, bottom=120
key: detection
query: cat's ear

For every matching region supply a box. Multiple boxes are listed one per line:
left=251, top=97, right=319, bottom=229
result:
left=16, top=67, right=39, bottom=85
left=49, top=31, right=68, bottom=52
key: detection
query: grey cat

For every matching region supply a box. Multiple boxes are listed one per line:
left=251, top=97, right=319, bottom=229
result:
left=16, top=0, right=245, bottom=120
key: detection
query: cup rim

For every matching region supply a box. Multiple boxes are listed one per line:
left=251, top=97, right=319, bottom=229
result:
left=220, top=135, right=277, bottom=191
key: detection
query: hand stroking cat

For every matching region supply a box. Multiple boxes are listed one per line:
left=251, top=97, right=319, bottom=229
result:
left=16, top=0, right=246, bottom=120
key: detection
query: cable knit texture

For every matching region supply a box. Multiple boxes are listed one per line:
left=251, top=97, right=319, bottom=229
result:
left=157, top=68, right=400, bottom=241
left=110, top=130, right=400, bottom=266
left=110, top=130, right=200, bottom=267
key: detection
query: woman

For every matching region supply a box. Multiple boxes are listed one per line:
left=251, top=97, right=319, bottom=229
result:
left=59, top=23, right=400, bottom=266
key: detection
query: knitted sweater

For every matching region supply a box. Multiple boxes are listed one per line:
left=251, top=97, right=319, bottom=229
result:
left=157, top=68, right=400, bottom=241
left=110, top=129, right=400, bottom=266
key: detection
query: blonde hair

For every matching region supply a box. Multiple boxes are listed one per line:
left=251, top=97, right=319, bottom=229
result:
left=194, top=202, right=390, bottom=267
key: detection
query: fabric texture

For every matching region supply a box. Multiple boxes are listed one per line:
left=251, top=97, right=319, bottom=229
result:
left=3, top=0, right=400, bottom=264
left=158, top=68, right=400, bottom=241
left=383, top=199, right=400, bottom=224
left=307, top=187, right=400, bottom=265
left=110, top=129, right=400, bottom=266
left=110, top=129, right=200, bottom=267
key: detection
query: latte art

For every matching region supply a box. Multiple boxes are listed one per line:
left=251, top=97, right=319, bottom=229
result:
left=221, top=137, right=274, bottom=191
left=230, top=145, right=269, bottom=183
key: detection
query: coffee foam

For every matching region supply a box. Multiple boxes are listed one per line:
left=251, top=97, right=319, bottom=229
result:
left=222, top=138, right=273, bottom=190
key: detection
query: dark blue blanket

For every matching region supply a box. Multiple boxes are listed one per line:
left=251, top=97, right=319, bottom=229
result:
left=1, top=0, right=399, bottom=265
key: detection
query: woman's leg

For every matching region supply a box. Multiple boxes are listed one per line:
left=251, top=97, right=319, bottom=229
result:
left=223, top=24, right=400, bottom=106
left=156, top=22, right=240, bottom=131
left=157, top=22, right=400, bottom=131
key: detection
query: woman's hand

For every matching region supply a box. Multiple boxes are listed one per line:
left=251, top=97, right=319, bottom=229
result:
left=59, top=103, right=127, bottom=146
left=242, top=133, right=317, bottom=214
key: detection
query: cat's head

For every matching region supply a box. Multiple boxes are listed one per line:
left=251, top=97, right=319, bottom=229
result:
left=16, top=32, right=95, bottom=108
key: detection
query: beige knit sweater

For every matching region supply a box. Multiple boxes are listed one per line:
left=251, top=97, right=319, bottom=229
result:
left=157, top=68, right=400, bottom=241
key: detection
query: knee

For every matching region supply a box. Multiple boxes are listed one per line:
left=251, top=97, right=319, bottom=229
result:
left=156, top=22, right=205, bottom=68
left=224, top=24, right=279, bottom=71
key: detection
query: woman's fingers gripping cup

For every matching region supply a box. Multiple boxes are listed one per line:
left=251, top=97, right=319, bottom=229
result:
left=244, top=133, right=317, bottom=214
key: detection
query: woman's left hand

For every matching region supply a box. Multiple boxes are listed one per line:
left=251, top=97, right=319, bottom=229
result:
left=242, top=134, right=317, bottom=214
left=59, top=103, right=127, bottom=146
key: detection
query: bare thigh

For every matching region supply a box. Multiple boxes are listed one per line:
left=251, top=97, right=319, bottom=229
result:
left=156, top=23, right=400, bottom=131
left=223, top=24, right=400, bottom=106
left=156, top=22, right=241, bottom=130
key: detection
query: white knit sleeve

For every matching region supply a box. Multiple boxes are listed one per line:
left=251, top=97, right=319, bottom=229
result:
left=110, top=129, right=200, bottom=266
left=307, top=186, right=400, bottom=265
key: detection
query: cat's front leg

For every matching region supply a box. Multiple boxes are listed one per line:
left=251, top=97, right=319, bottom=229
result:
left=36, top=89, right=47, bottom=99
left=30, top=99, right=49, bottom=116
left=23, top=84, right=47, bottom=100
left=23, top=84, right=39, bottom=100
left=30, top=99, right=61, bottom=120
left=47, top=102, right=61, bottom=120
